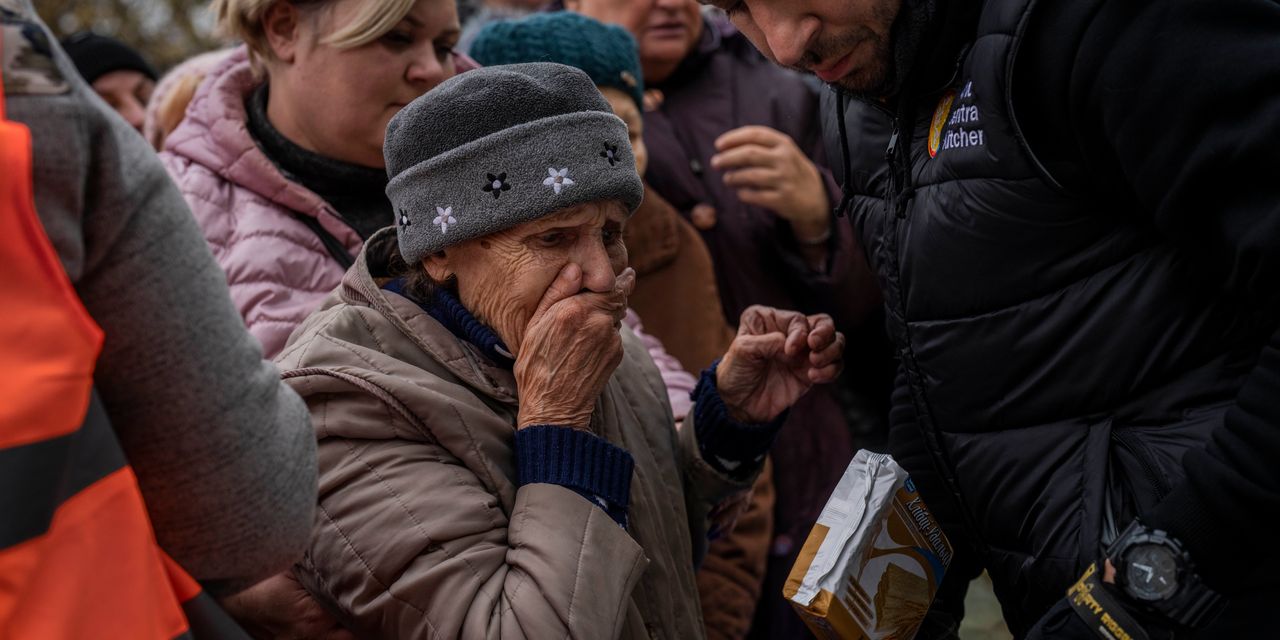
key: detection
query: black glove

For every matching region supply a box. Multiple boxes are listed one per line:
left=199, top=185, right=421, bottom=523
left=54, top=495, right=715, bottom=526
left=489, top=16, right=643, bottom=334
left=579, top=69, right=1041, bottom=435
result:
left=1025, top=563, right=1174, bottom=640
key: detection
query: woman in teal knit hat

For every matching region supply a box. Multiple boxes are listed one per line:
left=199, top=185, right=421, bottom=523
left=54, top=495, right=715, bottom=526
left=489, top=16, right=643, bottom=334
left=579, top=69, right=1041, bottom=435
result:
left=469, top=9, right=740, bottom=377
left=471, top=13, right=778, bottom=640
left=470, top=12, right=648, bottom=173
left=470, top=12, right=645, bottom=104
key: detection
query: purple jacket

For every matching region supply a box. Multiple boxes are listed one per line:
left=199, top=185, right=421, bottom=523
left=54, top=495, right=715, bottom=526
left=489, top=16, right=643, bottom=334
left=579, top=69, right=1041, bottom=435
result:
left=642, top=17, right=879, bottom=331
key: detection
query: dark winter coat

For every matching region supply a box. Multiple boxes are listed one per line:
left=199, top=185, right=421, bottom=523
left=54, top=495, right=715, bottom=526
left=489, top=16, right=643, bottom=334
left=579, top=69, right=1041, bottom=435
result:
left=822, top=0, right=1280, bottom=635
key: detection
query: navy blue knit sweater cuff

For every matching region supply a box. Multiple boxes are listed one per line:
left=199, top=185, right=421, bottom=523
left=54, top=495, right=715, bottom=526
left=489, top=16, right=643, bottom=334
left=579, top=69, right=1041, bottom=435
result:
left=692, top=360, right=786, bottom=478
left=515, top=425, right=634, bottom=525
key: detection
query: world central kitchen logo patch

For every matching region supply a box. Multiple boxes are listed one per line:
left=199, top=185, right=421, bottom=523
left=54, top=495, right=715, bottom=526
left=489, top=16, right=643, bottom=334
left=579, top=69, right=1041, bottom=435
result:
left=928, top=81, right=985, bottom=158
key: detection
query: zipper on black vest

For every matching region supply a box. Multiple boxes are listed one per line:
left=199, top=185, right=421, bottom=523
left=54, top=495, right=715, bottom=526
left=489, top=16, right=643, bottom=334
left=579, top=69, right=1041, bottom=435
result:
left=883, top=43, right=970, bottom=221
left=875, top=75, right=997, bottom=561
left=884, top=123, right=902, bottom=218
left=833, top=90, right=856, bottom=218
left=883, top=87, right=919, bottom=220
left=883, top=123, right=917, bottom=219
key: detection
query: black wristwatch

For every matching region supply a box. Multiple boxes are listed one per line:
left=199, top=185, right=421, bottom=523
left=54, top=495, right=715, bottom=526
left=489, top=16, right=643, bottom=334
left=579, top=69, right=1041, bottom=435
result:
left=1107, top=519, right=1226, bottom=629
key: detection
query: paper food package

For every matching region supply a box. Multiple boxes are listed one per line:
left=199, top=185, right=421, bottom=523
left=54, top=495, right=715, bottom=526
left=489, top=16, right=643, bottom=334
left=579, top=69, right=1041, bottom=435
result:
left=783, top=451, right=953, bottom=640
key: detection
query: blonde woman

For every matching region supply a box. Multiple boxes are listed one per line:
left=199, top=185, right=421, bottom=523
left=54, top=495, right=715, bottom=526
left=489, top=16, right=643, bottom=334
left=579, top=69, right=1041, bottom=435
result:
left=158, top=1, right=461, bottom=636
left=161, top=0, right=465, bottom=358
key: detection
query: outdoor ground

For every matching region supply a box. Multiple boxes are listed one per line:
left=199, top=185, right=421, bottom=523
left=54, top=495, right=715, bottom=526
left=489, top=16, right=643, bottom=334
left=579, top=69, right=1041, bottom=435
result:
left=959, top=574, right=1013, bottom=640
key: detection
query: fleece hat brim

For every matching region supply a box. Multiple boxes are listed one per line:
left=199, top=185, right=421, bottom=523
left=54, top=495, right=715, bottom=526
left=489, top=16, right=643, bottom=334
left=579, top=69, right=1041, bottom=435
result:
left=385, top=63, right=644, bottom=264
left=60, top=32, right=158, bottom=84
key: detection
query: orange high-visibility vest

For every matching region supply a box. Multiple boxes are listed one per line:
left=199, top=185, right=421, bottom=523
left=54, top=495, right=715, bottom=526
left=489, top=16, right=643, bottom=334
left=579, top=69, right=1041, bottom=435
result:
left=0, top=40, right=244, bottom=639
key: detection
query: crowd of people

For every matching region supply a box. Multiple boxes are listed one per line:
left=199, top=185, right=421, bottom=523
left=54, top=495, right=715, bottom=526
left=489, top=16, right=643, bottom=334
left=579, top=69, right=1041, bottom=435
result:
left=2, top=0, right=1278, bottom=638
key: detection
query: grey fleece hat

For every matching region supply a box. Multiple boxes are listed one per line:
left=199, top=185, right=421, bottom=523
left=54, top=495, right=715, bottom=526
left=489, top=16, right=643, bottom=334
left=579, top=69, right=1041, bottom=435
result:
left=385, top=62, right=645, bottom=263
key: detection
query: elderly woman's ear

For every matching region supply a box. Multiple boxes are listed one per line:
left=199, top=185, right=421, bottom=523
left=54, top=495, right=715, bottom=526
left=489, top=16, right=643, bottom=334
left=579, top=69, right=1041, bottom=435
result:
left=421, top=253, right=452, bottom=283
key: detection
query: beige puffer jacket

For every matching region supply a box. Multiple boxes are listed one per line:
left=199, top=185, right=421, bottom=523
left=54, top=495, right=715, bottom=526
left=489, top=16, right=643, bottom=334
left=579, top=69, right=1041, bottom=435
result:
left=276, top=232, right=756, bottom=639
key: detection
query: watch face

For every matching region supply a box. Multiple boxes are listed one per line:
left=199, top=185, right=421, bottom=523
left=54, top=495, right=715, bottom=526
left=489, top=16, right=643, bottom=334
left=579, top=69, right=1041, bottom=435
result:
left=1124, top=543, right=1180, bottom=601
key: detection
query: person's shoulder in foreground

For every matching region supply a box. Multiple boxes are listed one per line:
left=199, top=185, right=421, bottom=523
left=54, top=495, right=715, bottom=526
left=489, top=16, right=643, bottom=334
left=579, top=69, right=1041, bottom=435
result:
left=2, top=0, right=316, bottom=596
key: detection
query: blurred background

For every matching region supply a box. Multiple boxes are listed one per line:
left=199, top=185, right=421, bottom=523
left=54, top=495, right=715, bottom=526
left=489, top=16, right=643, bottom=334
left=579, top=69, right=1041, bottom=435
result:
left=34, top=0, right=218, bottom=70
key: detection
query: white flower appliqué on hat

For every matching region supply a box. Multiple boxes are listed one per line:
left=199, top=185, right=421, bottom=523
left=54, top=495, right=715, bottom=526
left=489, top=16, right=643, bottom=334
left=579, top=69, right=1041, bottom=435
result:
left=543, top=167, right=575, bottom=195
left=433, top=206, right=456, bottom=234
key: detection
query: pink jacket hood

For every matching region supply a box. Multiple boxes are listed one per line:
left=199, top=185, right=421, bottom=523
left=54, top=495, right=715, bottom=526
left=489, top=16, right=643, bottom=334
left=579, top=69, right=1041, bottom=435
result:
left=160, top=46, right=363, bottom=358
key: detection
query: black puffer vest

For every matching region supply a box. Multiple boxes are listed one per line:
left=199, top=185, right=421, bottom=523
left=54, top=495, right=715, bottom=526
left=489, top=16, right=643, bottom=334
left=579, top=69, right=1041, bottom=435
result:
left=823, top=0, right=1269, bottom=632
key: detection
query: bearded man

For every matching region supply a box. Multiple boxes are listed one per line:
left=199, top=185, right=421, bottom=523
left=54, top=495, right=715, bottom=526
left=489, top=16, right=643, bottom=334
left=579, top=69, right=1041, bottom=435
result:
left=699, top=0, right=1280, bottom=638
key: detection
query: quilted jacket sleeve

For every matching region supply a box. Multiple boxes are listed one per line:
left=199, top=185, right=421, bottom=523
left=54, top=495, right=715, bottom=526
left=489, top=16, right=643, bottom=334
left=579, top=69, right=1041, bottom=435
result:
left=673, top=398, right=764, bottom=568
left=297, top=388, right=649, bottom=640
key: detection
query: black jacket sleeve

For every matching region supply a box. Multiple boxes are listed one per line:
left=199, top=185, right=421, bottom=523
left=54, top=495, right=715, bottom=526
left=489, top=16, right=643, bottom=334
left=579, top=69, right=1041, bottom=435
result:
left=1018, top=0, right=1280, bottom=595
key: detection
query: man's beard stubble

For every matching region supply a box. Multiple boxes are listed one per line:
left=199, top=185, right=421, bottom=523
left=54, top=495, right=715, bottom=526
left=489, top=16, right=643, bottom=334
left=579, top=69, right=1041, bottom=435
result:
left=783, top=2, right=900, bottom=96
left=837, top=36, right=895, bottom=96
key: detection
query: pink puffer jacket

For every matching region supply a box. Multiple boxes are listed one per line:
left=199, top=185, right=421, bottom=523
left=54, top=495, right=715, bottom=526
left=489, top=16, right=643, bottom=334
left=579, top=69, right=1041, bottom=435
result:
left=160, top=47, right=362, bottom=358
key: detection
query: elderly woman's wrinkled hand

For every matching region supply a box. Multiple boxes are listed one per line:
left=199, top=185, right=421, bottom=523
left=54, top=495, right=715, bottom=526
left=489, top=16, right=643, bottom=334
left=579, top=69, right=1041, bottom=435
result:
left=716, top=306, right=845, bottom=424
left=515, top=263, right=637, bottom=430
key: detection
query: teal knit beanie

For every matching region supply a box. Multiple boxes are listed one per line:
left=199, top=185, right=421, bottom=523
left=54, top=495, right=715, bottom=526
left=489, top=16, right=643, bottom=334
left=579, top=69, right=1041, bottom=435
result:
left=469, top=11, right=645, bottom=109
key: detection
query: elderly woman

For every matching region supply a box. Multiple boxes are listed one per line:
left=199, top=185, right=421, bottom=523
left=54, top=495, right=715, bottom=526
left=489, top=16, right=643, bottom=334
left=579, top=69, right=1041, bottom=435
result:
left=161, top=0, right=464, bottom=358
left=470, top=14, right=775, bottom=639
left=277, top=63, right=844, bottom=639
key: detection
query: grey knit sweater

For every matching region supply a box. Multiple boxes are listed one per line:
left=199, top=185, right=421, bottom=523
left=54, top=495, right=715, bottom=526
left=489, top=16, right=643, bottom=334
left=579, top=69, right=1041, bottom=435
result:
left=3, top=2, right=316, bottom=596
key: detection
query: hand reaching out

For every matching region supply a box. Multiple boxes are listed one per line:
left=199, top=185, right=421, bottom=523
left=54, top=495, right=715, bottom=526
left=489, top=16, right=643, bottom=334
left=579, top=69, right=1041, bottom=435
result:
left=715, top=306, right=845, bottom=423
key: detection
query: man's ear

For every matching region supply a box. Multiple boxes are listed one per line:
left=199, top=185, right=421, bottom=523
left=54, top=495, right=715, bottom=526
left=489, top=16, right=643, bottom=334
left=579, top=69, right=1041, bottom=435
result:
left=562, top=0, right=581, bottom=10
left=262, top=1, right=303, bottom=63
left=422, top=252, right=452, bottom=282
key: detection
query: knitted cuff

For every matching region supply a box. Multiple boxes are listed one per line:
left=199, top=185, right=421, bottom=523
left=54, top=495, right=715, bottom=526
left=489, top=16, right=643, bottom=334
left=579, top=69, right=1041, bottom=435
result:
left=515, top=425, right=634, bottom=517
left=691, top=360, right=786, bottom=478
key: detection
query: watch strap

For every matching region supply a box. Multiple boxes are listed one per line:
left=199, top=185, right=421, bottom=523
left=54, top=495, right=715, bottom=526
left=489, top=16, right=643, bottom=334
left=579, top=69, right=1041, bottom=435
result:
left=1067, top=562, right=1151, bottom=640
left=1160, top=569, right=1227, bottom=628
